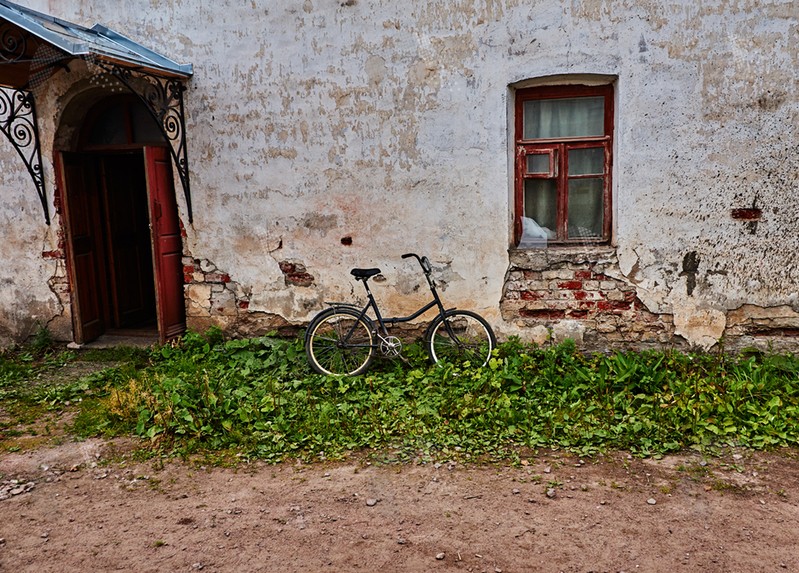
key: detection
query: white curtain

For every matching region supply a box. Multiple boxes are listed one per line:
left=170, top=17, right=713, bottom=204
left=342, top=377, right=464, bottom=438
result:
left=523, top=96, right=604, bottom=139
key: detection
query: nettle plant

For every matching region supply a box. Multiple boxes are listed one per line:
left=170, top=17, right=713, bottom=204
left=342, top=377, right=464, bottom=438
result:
left=5, top=328, right=799, bottom=462
left=86, top=331, right=799, bottom=461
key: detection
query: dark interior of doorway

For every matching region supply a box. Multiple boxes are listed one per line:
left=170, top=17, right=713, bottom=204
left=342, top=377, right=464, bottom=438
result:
left=92, top=151, right=158, bottom=339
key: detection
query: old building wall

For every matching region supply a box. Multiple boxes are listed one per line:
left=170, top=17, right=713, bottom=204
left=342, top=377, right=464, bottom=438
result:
left=1, top=0, right=797, bottom=350
left=0, top=162, right=71, bottom=347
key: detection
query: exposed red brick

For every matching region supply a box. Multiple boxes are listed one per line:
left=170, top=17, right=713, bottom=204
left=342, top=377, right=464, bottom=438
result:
left=597, top=300, right=631, bottom=312
left=520, top=308, right=566, bottom=320
left=205, top=273, right=229, bottom=283
left=521, top=290, right=544, bottom=300
left=183, top=264, right=196, bottom=275
left=567, top=309, right=590, bottom=319
left=286, top=272, right=314, bottom=287
left=574, top=270, right=593, bottom=280
left=279, top=262, right=296, bottom=274
left=730, top=208, right=762, bottom=221
left=238, top=300, right=250, bottom=310
left=557, top=280, right=583, bottom=290
left=573, top=290, right=589, bottom=300
left=41, top=250, right=63, bottom=259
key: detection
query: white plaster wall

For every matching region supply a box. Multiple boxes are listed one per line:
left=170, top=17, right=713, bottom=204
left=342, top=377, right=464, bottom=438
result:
left=1, top=0, right=797, bottom=346
left=0, top=161, right=67, bottom=346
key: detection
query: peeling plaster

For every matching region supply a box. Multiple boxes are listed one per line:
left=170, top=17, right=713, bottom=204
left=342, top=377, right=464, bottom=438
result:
left=0, top=0, right=798, bottom=351
left=671, top=300, right=727, bottom=350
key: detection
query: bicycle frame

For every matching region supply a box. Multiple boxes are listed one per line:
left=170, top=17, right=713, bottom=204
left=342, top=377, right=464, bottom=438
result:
left=327, top=259, right=452, bottom=343
left=306, top=253, right=496, bottom=375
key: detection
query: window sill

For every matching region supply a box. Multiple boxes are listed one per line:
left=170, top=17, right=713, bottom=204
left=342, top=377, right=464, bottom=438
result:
left=508, top=244, right=617, bottom=270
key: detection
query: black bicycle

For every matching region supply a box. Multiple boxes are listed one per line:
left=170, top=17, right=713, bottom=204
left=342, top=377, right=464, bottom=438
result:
left=305, top=253, right=497, bottom=376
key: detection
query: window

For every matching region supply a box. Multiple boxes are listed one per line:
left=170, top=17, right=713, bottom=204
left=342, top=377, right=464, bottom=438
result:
left=514, top=84, right=614, bottom=246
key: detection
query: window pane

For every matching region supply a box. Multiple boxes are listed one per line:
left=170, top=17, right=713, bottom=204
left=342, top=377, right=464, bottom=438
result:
left=568, top=148, right=604, bottom=175
left=524, top=96, right=605, bottom=139
left=524, top=179, right=557, bottom=238
left=526, top=153, right=551, bottom=175
left=567, top=178, right=603, bottom=239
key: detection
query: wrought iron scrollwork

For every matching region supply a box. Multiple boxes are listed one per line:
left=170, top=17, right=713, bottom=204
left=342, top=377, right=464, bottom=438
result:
left=93, top=61, right=193, bottom=223
left=0, top=22, right=193, bottom=225
left=0, top=23, right=50, bottom=223
left=0, top=22, right=28, bottom=63
left=0, top=86, right=49, bottom=224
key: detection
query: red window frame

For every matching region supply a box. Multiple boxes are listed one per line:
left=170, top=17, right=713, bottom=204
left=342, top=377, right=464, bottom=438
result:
left=514, top=84, right=614, bottom=246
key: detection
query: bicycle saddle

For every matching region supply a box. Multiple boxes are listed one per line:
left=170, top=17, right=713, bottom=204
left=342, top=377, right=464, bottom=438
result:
left=351, top=268, right=381, bottom=280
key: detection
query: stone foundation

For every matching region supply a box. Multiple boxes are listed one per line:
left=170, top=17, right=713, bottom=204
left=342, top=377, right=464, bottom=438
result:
left=501, top=248, right=679, bottom=351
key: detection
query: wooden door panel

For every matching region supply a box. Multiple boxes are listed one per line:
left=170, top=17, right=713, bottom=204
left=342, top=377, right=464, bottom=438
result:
left=144, top=147, right=186, bottom=342
left=55, top=152, right=106, bottom=344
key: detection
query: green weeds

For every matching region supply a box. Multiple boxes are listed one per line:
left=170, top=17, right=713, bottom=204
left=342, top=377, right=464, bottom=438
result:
left=3, top=331, right=799, bottom=463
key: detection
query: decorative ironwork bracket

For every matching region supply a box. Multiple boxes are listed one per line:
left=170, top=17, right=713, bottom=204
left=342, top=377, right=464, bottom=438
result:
left=0, top=86, right=49, bottom=224
left=0, top=22, right=52, bottom=224
left=0, top=20, right=193, bottom=225
left=92, top=61, right=193, bottom=223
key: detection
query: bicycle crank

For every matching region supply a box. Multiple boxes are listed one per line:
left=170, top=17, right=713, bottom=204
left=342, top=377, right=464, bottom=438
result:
left=379, top=336, right=402, bottom=357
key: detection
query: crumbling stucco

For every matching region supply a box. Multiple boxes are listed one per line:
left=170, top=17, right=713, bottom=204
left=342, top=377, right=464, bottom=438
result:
left=0, top=0, right=797, bottom=351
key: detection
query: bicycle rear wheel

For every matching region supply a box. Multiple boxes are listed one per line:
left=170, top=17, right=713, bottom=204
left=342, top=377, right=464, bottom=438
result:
left=305, top=308, right=375, bottom=376
left=426, top=310, right=496, bottom=368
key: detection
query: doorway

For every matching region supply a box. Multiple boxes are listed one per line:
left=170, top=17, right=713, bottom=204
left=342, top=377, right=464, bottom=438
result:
left=57, top=95, right=186, bottom=345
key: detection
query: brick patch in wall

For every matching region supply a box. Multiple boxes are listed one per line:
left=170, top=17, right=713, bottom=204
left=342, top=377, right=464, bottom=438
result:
left=502, top=249, right=676, bottom=350
left=184, top=257, right=251, bottom=320
left=278, top=261, right=315, bottom=287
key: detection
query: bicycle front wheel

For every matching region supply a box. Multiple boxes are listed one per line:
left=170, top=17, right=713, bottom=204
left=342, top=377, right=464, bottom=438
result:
left=426, top=310, right=496, bottom=369
left=305, top=308, right=375, bottom=376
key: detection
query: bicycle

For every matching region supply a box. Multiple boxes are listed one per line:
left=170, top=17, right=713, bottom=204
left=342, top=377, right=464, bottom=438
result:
left=305, top=253, right=497, bottom=376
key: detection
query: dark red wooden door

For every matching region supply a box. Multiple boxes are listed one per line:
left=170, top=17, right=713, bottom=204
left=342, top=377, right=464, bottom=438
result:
left=144, top=146, right=186, bottom=342
left=56, top=152, right=106, bottom=344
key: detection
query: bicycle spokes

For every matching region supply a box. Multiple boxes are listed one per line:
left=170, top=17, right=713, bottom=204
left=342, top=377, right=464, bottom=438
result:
left=306, top=310, right=374, bottom=376
left=428, top=312, right=494, bottom=368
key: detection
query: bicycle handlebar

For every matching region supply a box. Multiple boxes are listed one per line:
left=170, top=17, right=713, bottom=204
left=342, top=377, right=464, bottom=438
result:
left=401, top=253, right=432, bottom=274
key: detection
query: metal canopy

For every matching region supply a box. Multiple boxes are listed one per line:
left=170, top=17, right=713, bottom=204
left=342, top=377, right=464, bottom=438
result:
left=0, top=0, right=194, bottom=224
left=0, top=1, right=193, bottom=87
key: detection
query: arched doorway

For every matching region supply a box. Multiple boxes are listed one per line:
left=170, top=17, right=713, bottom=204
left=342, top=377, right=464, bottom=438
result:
left=56, top=94, right=186, bottom=345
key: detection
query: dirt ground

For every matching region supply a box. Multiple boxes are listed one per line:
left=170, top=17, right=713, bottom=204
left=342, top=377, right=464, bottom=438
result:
left=1, top=438, right=798, bottom=573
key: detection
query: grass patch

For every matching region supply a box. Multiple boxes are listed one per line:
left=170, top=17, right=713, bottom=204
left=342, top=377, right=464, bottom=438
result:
left=0, top=344, right=151, bottom=447
left=3, top=331, right=799, bottom=464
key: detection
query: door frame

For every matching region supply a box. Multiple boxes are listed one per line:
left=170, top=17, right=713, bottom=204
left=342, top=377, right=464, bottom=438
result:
left=55, top=146, right=186, bottom=345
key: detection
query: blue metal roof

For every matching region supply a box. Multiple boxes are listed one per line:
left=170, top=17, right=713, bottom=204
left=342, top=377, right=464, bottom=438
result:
left=0, top=0, right=192, bottom=78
